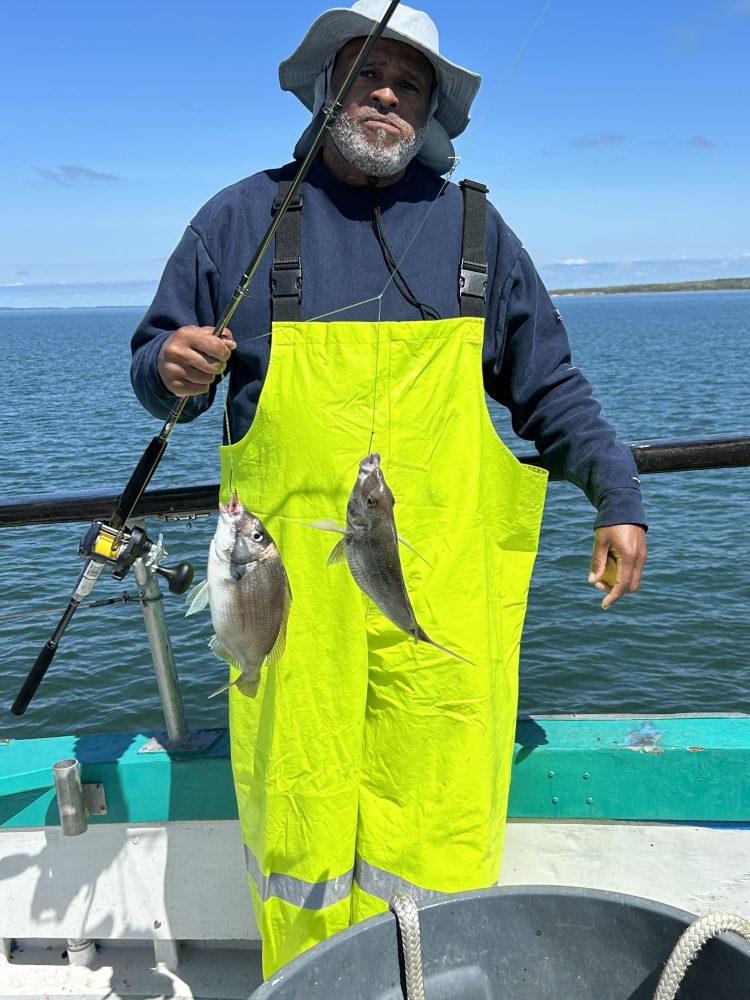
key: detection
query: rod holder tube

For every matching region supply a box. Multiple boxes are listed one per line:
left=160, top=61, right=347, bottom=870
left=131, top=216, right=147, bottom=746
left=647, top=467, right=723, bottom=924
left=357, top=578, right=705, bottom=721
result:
left=133, top=556, right=189, bottom=744
left=52, top=759, right=88, bottom=836
left=66, top=937, right=97, bottom=966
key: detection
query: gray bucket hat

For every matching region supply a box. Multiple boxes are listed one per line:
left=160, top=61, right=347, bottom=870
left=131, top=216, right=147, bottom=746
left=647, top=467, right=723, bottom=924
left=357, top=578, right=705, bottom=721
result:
left=279, top=0, right=481, bottom=173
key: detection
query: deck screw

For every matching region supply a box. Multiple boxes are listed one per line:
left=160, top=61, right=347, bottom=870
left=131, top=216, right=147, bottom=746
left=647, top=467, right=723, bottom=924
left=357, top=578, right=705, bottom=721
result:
left=586, top=797, right=593, bottom=805
left=551, top=796, right=559, bottom=804
left=583, top=772, right=590, bottom=780
left=547, top=770, right=555, bottom=778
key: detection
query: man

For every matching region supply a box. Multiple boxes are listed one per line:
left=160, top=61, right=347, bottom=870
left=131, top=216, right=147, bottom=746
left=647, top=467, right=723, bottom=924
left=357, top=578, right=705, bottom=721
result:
left=131, top=0, right=647, bottom=976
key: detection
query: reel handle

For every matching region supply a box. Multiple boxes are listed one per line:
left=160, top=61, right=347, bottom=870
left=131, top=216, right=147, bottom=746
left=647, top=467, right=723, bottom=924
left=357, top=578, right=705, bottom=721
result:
left=155, top=561, right=194, bottom=595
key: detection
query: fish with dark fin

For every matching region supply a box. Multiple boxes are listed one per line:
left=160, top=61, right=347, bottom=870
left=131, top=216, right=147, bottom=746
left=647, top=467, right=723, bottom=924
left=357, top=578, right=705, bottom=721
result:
left=313, top=454, right=471, bottom=664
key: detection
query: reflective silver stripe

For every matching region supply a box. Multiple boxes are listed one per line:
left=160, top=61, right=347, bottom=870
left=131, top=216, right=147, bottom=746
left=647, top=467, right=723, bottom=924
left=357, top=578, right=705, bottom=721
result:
left=354, top=855, right=451, bottom=905
left=244, top=845, right=353, bottom=910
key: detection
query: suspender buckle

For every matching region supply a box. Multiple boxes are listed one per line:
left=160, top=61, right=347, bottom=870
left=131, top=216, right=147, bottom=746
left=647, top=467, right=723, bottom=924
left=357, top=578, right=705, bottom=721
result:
left=270, top=258, right=302, bottom=300
left=458, top=178, right=489, bottom=318
left=459, top=262, right=488, bottom=302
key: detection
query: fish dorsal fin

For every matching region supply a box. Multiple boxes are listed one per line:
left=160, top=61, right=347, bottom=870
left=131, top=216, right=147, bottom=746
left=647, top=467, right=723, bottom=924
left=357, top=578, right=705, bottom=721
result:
left=185, top=579, right=210, bottom=616
left=328, top=537, right=348, bottom=566
left=397, top=534, right=432, bottom=567
left=265, top=576, right=293, bottom=666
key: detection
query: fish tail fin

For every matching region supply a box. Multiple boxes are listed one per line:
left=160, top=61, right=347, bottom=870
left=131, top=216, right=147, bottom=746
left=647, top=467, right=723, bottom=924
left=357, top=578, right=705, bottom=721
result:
left=236, top=673, right=261, bottom=698
left=208, top=672, right=261, bottom=699
left=417, top=627, right=474, bottom=665
left=208, top=679, right=233, bottom=699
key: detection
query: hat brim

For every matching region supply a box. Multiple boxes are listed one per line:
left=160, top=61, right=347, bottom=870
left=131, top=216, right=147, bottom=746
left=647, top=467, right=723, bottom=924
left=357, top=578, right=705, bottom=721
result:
left=279, top=7, right=481, bottom=139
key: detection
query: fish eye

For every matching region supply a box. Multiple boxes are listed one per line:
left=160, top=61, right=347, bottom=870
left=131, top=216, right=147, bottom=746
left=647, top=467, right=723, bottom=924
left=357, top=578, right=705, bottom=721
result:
left=250, top=530, right=264, bottom=542
left=366, top=495, right=377, bottom=508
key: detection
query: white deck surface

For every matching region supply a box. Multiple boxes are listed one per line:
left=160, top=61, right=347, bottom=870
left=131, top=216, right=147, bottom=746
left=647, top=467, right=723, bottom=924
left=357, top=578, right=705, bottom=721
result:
left=3, top=816, right=750, bottom=998
left=0, top=940, right=264, bottom=1000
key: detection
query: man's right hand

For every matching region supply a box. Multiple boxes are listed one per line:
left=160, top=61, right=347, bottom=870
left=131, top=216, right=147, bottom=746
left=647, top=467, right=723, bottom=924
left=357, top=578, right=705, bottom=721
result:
left=157, top=325, right=236, bottom=396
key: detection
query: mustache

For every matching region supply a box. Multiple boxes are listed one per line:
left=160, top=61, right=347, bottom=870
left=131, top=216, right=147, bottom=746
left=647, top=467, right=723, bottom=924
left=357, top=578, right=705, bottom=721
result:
left=349, top=106, right=413, bottom=131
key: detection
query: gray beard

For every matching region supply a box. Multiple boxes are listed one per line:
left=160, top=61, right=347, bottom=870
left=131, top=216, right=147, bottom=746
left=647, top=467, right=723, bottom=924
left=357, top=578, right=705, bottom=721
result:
left=329, top=105, right=429, bottom=177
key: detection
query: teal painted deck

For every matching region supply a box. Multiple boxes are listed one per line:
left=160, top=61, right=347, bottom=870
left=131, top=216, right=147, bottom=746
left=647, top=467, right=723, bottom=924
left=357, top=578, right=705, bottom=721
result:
left=2, top=716, right=749, bottom=829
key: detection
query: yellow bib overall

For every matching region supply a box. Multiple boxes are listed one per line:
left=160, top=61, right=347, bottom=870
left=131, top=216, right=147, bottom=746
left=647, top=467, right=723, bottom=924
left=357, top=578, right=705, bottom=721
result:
left=220, top=316, right=547, bottom=976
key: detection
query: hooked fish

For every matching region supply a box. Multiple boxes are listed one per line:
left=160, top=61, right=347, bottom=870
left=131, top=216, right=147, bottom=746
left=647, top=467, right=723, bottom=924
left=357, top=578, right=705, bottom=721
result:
left=315, top=453, right=471, bottom=664
left=186, top=494, right=292, bottom=697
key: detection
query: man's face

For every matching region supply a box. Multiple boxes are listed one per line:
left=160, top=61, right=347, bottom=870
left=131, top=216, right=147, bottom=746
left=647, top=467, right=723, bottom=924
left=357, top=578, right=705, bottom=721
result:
left=327, top=36, right=434, bottom=178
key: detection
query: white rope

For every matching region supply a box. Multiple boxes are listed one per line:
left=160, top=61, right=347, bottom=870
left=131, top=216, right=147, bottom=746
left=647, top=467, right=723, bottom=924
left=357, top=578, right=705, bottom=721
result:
left=390, top=893, right=427, bottom=1000
left=387, top=898, right=750, bottom=1000
left=653, top=911, right=750, bottom=1000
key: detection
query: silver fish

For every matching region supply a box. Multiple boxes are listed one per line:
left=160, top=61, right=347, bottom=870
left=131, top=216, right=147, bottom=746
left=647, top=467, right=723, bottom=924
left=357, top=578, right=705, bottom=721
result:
left=187, top=494, right=292, bottom=697
left=324, top=453, right=471, bottom=663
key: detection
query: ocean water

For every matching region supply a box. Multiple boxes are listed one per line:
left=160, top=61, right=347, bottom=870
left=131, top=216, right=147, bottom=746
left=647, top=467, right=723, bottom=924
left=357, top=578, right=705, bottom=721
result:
left=1, top=292, right=748, bottom=739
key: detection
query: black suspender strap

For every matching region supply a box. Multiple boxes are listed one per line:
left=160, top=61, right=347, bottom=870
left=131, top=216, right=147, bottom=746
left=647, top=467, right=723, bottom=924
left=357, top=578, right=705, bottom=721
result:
left=270, top=175, right=303, bottom=322
left=458, top=178, right=489, bottom=318
left=270, top=174, right=487, bottom=321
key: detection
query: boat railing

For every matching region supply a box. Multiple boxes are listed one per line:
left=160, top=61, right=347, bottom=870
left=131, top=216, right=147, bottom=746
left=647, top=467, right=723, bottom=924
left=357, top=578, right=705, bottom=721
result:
left=1, top=434, right=748, bottom=528
left=1, top=433, right=749, bottom=744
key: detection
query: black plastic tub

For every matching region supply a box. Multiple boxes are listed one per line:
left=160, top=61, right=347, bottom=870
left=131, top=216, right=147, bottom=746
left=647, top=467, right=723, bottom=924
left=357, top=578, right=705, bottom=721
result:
left=249, top=885, right=750, bottom=999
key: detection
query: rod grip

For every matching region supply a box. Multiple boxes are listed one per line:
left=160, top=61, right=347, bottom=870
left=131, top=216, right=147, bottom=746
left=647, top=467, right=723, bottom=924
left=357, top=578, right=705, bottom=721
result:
left=11, top=642, right=57, bottom=716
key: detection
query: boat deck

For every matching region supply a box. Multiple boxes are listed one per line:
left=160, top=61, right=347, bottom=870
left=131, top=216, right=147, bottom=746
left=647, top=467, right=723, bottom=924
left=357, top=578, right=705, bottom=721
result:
left=1, top=939, right=263, bottom=1000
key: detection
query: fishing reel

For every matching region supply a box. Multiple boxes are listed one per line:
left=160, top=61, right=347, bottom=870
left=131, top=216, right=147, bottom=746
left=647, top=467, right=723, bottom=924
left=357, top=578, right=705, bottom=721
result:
left=78, top=519, right=194, bottom=595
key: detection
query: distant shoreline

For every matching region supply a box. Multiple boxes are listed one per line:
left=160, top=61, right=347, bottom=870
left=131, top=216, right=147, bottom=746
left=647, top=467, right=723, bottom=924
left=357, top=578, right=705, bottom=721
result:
left=2, top=276, right=750, bottom=310
left=0, top=303, right=147, bottom=312
left=550, top=276, right=750, bottom=296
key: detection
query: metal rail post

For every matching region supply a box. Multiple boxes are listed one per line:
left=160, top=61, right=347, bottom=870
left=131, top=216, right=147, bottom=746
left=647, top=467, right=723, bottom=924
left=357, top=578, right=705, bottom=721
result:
left=133, top=556, right=189, bottom=744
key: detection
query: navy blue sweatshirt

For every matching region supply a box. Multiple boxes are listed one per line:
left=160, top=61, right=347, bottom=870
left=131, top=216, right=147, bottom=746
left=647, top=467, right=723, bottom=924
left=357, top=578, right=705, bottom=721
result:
left=130, top=158, right=646, bottom=529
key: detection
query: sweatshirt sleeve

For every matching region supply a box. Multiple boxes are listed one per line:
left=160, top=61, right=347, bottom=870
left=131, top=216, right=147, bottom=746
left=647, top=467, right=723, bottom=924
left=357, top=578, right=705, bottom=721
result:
left=486, top=246, right=647, bottom=529
left=130, top=224, right=221, bottom=423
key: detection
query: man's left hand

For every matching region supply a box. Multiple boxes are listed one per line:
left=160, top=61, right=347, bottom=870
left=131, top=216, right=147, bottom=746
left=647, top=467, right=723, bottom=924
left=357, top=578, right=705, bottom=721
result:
left=589, top=524, right=647, bottom=609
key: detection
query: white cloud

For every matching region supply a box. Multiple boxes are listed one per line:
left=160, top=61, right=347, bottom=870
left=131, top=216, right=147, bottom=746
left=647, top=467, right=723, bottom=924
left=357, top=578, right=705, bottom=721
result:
left=558, top=258, right=589, bottom=266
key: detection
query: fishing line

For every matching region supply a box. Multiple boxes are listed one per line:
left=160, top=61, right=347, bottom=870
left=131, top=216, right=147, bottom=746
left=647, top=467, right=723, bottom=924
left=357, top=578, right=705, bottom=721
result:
left=375, top=167, right=455, bottom=305
left=0, top=594, right=138, bottom=622
left=300, top=0, right=554, bottom=327
left=215, top=0, right=553, bottom=479
left=304, top=171, right=454, bottom=325
left=466, top=0, right=554, bottom=141
left=218, top=367, right=236, bottom=495
left=368, top=295, right=384, bottom=455
left=10, top=2, right=411, bottom=720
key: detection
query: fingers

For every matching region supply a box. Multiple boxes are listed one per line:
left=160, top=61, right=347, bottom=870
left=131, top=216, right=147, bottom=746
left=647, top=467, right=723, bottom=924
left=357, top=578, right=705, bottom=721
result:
left=588, top=525, right=647, bottom=610
left=588, top=541, right=612, bottom=586
left=158, top=325, right=236, bottom=396
left=600, top=559, right=631, bottom=610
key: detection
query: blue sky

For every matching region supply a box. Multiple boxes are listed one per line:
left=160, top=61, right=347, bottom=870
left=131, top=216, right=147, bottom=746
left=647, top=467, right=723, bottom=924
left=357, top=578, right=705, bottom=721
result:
left=2, top=0, right=749, bottom=306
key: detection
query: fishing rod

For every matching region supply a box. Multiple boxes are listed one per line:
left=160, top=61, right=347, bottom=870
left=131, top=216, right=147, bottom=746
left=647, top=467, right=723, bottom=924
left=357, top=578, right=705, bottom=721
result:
left=10, top=0, right=403, bottom=717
